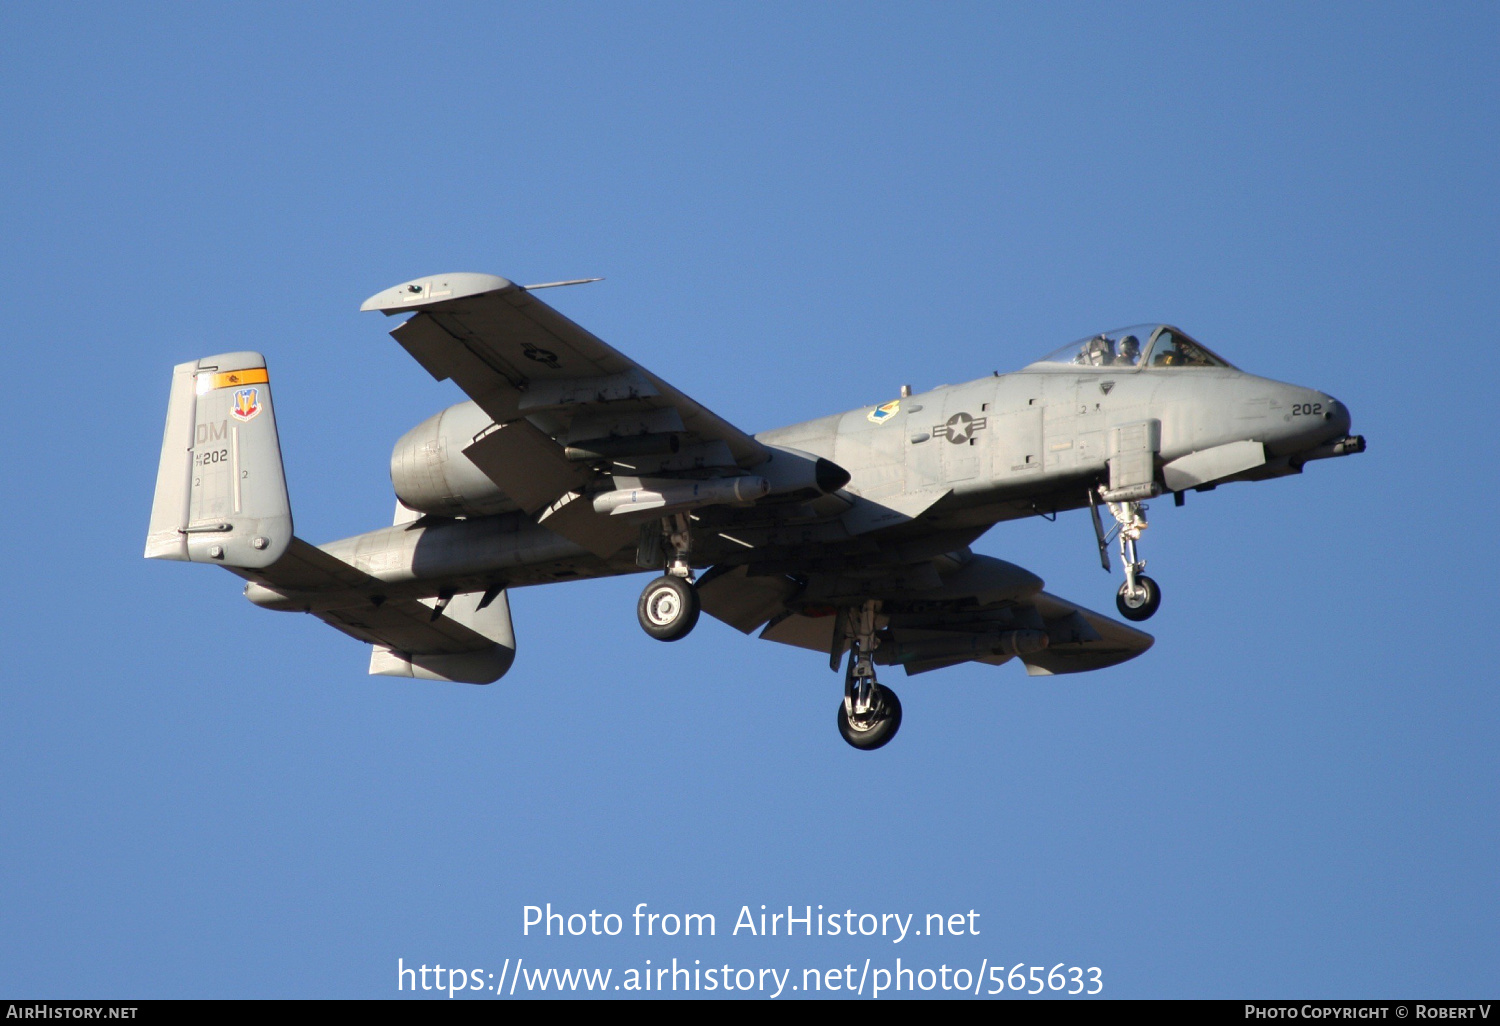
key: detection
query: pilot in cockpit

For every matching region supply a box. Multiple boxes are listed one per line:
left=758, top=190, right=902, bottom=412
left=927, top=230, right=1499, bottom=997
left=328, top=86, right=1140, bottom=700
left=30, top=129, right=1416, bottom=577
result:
left=1116, top=335, right=1140, bottom=366
left=1081, top=334, right=1114, bottom=366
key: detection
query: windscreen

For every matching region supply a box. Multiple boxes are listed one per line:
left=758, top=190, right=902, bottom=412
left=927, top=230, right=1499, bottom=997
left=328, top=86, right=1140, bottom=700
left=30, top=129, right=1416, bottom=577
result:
left=1032, top=325, right=1233, bottom=370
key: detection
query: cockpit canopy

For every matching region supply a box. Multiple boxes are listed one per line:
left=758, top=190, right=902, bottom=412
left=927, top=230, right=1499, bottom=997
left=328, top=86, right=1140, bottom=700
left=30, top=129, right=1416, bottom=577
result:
left=1032, top=325, right=1235, bottom=370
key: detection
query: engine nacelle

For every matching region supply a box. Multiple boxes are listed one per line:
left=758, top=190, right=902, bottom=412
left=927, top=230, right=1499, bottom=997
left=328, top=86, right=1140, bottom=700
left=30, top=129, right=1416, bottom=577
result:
left=391, top=409, right=852, bottom=518
left=390, top=401, right=512, bottom=517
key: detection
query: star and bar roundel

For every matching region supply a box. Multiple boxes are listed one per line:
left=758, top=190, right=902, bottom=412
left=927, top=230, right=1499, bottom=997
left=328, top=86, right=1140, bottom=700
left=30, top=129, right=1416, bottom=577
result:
left=933, top=411, right=987, bottom=443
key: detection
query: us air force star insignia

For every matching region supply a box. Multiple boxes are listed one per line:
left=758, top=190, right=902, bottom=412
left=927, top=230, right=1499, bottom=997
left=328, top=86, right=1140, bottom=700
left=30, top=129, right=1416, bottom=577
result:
left=933, top=412, right=988, bottom=443
left=522, top=343, right=560, bottom=369
left=1100, top=381, right=1115, bottom=395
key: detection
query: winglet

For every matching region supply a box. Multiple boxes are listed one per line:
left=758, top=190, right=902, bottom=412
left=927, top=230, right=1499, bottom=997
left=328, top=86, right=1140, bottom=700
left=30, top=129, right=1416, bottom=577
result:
left=359, top=273, right=514, bottom=315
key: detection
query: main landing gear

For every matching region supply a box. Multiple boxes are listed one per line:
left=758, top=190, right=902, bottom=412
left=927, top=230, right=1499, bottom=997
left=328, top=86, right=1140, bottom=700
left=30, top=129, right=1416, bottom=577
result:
left=633, top=518, right=904, bottom=750
left=835, top=600, right=903, bottom=751
left=637, top=575, right=699, bottom=641
left=1090, top=491, right=1162, bottom=622
left=636, top=513, right=700, bottom=642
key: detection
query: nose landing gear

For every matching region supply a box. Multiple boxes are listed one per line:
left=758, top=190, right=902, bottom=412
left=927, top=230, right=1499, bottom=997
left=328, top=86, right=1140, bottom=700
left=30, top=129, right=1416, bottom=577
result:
left=1091, top=489, right=1162, bottom=621
left=636, top=513, right=700, bottom=641
left=835, top=600, right=903, bottom=750
left=1116, top=573, right=1161, bottom=621
left=1109, top=500, right=1160, bottom=622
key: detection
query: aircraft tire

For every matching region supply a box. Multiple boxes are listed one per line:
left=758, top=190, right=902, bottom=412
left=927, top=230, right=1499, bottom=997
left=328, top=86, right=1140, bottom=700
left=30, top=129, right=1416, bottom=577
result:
left=637, top=575, right=700, bottom=641
left=837, top=685, right=903, bottom=751
left=1116, top=575, right=1161, bottom=621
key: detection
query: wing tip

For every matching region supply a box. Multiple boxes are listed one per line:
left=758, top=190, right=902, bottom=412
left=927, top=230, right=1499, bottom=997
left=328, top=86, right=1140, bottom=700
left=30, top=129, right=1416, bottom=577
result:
left=360, top=272, right=514, bottom=314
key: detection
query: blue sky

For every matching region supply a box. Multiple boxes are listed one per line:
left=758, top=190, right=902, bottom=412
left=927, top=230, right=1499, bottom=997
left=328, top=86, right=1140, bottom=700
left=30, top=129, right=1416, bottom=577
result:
left=1, top=2, right=1495, bottom=999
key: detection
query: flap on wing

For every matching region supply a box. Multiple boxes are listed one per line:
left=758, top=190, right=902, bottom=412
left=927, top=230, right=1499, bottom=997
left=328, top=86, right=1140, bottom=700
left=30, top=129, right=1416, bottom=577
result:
left=698, top=566, right=801, bottom=634
left=759, top=609, right=840, bottom=654
left=901, top=655, right=974, bottom=676
left=462, top=421, right=591, bottom=515
left=534, top=491, right=638, bottom=559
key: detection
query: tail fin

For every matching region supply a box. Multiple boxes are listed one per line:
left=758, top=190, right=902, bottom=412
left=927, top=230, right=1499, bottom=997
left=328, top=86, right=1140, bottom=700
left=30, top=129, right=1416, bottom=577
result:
left=145, top=352, right=292, bottom=568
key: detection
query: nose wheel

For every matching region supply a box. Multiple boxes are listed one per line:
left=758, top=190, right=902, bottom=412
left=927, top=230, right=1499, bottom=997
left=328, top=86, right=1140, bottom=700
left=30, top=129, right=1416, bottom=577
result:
left=1116, top=574, right=1161, bottom=621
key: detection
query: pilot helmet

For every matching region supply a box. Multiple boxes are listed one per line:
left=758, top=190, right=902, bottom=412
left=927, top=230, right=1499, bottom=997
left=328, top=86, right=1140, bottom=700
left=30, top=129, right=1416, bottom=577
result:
left=1117, top=334, right=1140, bottom=360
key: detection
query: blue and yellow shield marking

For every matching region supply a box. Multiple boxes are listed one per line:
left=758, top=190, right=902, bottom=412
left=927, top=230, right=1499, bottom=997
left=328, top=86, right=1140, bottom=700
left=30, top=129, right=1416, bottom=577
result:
left=866, top=399, right=900, bottom=424
left=230, top=386, right=261, bottom=422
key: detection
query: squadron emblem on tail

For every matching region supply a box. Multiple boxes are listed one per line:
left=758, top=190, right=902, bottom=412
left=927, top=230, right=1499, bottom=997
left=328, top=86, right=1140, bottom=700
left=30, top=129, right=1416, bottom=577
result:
left=231, top=386, right=261, bottom=422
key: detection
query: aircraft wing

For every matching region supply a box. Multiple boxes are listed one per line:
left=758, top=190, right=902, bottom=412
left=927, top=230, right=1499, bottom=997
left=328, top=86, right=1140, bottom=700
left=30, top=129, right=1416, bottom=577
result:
left=362, top=273, right=772, bottom=558
left=361, top=273, right=765, bottom=462
left=697, top=555, right=1153, bottom=677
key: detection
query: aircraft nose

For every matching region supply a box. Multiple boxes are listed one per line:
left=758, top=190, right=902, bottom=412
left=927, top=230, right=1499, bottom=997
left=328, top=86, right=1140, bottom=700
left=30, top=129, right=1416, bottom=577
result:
left=1268, top=387, right=1353, bottom=457
left=1324, top=397, right=1351, bottom=436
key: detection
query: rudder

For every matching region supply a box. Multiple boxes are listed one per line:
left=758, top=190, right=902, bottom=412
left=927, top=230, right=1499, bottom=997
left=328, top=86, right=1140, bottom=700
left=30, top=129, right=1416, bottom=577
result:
left=145, top=352, right=292, bottom=568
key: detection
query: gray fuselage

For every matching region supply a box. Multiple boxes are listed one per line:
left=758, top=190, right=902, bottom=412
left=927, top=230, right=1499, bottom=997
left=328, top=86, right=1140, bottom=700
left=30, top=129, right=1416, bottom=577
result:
left=249, top=353, right=1352, bottom=613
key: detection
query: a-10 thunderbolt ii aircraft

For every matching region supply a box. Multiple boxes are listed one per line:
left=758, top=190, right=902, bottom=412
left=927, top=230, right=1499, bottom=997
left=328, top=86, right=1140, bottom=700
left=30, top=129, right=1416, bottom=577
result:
left=145, top=272, right=1364, bottom=750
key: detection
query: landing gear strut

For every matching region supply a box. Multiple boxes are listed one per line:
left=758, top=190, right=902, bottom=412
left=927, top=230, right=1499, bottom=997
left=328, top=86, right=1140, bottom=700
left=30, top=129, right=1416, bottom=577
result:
left=1099, top=495, right=1161, bottom=621
left=636, top=514, right=700, bottom=641
left=835, top=600, right=902, bottom=750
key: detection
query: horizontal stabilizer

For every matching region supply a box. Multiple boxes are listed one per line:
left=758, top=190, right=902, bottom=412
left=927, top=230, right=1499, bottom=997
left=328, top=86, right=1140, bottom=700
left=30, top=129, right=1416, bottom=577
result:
left=233, top=539, right=516, bottom=685
left=367, top=589, right=516, bottom=685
